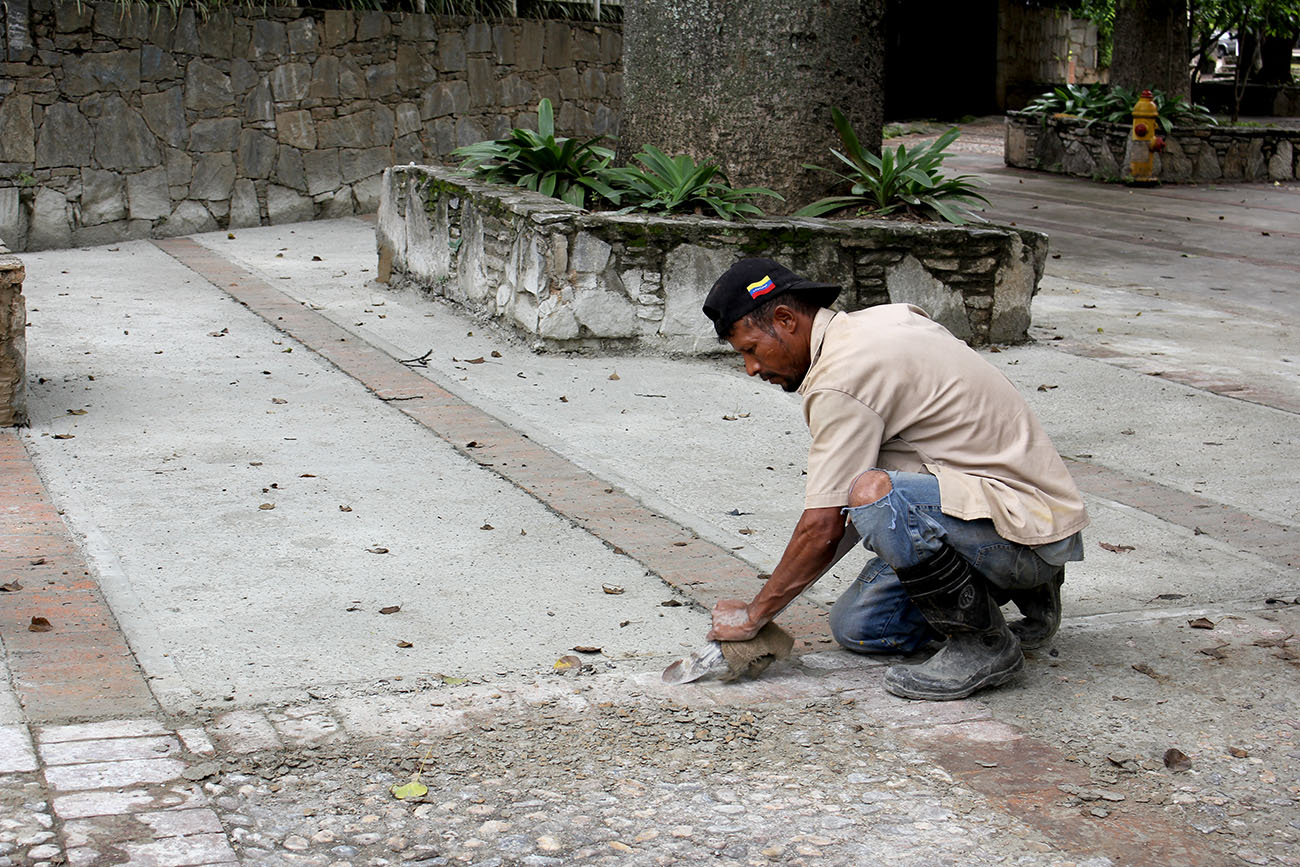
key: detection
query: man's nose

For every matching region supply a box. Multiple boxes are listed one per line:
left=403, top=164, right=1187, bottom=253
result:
left=744, top=357, right=760, bottom=377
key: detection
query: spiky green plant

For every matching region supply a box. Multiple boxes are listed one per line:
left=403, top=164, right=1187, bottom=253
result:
left=451, top=99, right=619, bottom=208
left=602, top=146, right=782, bottom=219
left=795, top=109, right=988, bottom=225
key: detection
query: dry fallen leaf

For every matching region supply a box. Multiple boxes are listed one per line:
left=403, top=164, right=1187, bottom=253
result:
left=366, top=546, right=389, bottom=554
left=1188, top=617, right=1215, bottom=629
left=480, top=523, right=494, bottom=530
left=491, top=350, right=502, bottom=358
left=28, top=616, right=53, bottom=633
left=1099, top=542, right=1135, bottom=553
left=559, top=395, right=568, bottom=403
left=1036, top=384, right=1058, bottom=391
left=52, top=434, right=75, bottom=440
left=1131, top=663, right=1169, bottom=682
left=379, top=605, right=401, bottom=615
left=553, top=654, right=582, bottom=672
left=30, top=557, right=47, bottom=565
left=438, top=673, right=466, bottom=685
left=258, top=503, right=275, bottom=510
left=1, top=581, right=21, bottom=592
left=602, top=584, right=624, bottom=595
left=396, top=640, right=413, bottom=648
left=572, top=645, right=601, bottom=654
left=660, top=599, right=683, bottom=607
left=300, top=473, right=315, bottom=478
left=1163, top=748, right=1192, bottom=771
left=1199, top=642, right=1231, bottom=659
left=339, top=505, right=352, bottom=512
left=271, top=397, right=287, bottom=405
left=738, top=528, right=754, bottom=535
left=722, top=413, right=751, bottom=421
left=465, top=357, right=486, bottom=364
left=608, top=372, right=620, bottom=380
left=66, top=408, right=87, bottom=415
left=1228, top=746, right=1249, bottom=758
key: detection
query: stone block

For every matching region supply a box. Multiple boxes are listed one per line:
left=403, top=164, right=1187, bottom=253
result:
left=275, top=144, right=307, bottom=191
left=165, top=148, right=192, bottom=186
left=1268, top=140, right=1293, bottom=180
left=571, top=232, right=611, bottom=273
left=267, top=184, right=314, bottom=224
left=395, top=43, right=435, bottom=92
left=543, top=21, right=572, bottom=69
left=398, top=12, right=436, bottom=42
left=0, top=724, right=37, bottom=773
left=52, top=784, right=207, bottom=820
left=394, top=132, right=422, bottom=165
left=339, top=57, right=368, bottom=99
left=339, top=146, right=391, bottom=184
left=356, top=10, right=390, bottom=41
left=228, top=178, right=261, bottom=228
left=77, top=833, right=235, bottom=867
left=0, top=93, right=35, bottom=163
left=140, top=45, right=179, bottom=81
left=468, top=57, right=495, bottom=108
left=421, top=81, right=469, bottom=119
left=248, top=19, right=287, bottom=61
left=64, top=49, right=139, bottom=97
left=317, top=108, right=392, bottom=149
left=141, top=87, right=186, bottom=148
left=40, top=735, right=180, bottom=766
left=189, top=117, right=240, bottom=152
left=45, top=757, right=186, bottom=791
left=466, top=20, right=492, bottom=53
left=316, top=186, right=355, bottom=219
left=0, top=187, right=26, bottom=248
left=185, top=59, right=233, bottom=111
left=661, top=243, right=734, bottom=343
left=78, top=168, right=125, bottom=226
left=886, top=254, right=970, bottom=341
left=427, top=117, right=456, bottom=156
left=35, top=102, right=92, bottom=168
left=270, top=62, right=312, bottom=102
left=303, top=149, right=341, bottom=196
left=245, top=79, right=274, bottom=123
left=189, top=152, right=235, bottom=200
left=157, top=200, right=215, bottom=236
left=438, top=30, right=466, bottom=71
left=322, top=10, right=355, bottom=47
left=276, top=109, right=316, bottom=150
left=309, top=55, right=340, bottom=100
left=94, top=96, right=159, bottom=170
left=572, top=25, right=598, bottom=60
left=238, top=129, right=276, bottom=179
left=196, top=10, right=233, bottom=58
left=286, top=17, right=318, bottom=55
left=492, top=23, right=517, bottom=65
left=353, top=174, right=382, bottom=211
left=1194, top=145, right=1221, bottom=180
left=366, top=61, right=398, bottom=98
left=395, top=102, right=421, bottom=137
left=580, top=68, right=606, bottom=99
left=126, top=167, right=170, bottom=221
left=455, top=117, right=486, bottom=149
left=497, top=74, right=533, bottom=108
left=574, top=289, right=637, bottom=337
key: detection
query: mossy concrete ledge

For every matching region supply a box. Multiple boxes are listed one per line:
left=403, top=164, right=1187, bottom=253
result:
left=376, top=165, right=1049, bottom=353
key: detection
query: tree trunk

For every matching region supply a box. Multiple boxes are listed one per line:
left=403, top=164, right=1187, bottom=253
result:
left=618, top=0, right=886, bottom=213
left=1110, top=0, right=1190, bottom=99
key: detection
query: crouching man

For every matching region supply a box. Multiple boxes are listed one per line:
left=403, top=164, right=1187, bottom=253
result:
left=702, top=258, right=1088, bottom=701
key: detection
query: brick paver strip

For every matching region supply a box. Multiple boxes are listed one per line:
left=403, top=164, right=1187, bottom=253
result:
left=0, top=431, right=158, bottom=723
left=153, top=238, right=832, bottom=644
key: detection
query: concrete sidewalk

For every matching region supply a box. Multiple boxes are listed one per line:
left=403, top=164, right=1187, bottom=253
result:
left=1, top=149, right=1298, bottom=866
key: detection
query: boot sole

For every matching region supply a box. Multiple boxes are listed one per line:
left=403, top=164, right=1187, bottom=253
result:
left=882, top=655, right=1025, bottom=702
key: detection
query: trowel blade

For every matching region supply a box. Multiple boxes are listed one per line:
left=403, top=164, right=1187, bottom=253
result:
left=661, top=641, right=727, bottom=685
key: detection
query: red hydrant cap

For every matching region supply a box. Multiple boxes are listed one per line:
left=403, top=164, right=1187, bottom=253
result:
left=1135, top=123, right=1148, bottom=137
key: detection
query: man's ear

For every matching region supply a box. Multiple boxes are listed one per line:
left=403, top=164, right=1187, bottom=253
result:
left=772, top=303, right=799, bottom=333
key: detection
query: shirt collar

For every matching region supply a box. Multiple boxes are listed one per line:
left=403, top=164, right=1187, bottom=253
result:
left=798, top=308, right=838, bottom=396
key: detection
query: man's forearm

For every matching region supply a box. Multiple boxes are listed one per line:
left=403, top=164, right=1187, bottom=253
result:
left=746, top=507, right=850, bottom=625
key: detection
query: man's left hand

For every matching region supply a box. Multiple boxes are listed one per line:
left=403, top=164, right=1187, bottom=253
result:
left=707, top=599, right=763, bottom=641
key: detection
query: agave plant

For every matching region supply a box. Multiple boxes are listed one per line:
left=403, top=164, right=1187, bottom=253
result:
left=795, top=109, right=989, bottom=225
left=452, top=99, right=620, bottom=208
left=604, top=146, right=782, bottom=219
left=1022, top=83, right=1217, bottom=131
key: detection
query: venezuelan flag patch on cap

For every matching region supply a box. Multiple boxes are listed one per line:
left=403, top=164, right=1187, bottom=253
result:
left=746, top=275, right=776, bottom=299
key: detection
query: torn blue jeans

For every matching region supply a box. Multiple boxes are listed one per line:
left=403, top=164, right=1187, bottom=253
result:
left=830, top=470, right=1060, bottom=654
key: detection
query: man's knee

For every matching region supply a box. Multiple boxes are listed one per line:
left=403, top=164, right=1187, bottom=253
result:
left=847, top=470, right=892, bottom=508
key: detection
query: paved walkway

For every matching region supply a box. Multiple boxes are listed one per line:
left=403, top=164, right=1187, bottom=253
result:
left=1, top=137, right=1298, bottom=865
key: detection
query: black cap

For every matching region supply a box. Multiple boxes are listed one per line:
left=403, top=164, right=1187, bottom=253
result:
left=702, top=258, right=840, bottom=338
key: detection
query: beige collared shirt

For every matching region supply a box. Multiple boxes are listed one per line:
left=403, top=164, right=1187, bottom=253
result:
left=798, top=305, right=1089, bottom=546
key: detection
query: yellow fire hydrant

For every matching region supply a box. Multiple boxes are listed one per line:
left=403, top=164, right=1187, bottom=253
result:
left=1127, top=89, right=1165, bottom=185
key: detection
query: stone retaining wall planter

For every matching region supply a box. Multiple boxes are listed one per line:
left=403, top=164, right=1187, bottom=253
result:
left=0, top=245, right=26, bottom=426
left=1005, top=111, right=1300, bottom=182
left=0, top=1, right=621, bottom=252
left=377, top=166, right=1048, bottom=353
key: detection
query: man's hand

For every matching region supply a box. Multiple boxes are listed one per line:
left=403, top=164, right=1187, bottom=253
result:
left=707, top=599, right=763, bottom=642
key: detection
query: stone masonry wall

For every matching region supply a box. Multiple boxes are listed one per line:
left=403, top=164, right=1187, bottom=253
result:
left=998, top=0, right=1104, bottom=110
left=0, top=1, right=622, bottom=252
left=0, top=245, right=26, bottom=426
left=1005, top=112, right=1300, bottom=183
left=377, top=166, right=1048, bottom=354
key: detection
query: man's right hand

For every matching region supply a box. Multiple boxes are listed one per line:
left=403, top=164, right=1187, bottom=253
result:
left=707, top=599, right=763, bottom=642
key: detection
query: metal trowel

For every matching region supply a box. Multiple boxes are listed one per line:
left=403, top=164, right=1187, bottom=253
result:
left=661, top=641, right=729, bottom=684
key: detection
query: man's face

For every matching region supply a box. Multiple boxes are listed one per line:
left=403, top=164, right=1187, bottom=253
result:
left=726, top=313, right=811, bottom=393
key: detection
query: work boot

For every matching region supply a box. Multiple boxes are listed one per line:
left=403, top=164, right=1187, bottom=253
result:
left=1007, top=567, right=1065, bottom=650
left=883, top=546, right=1023, bottom=701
